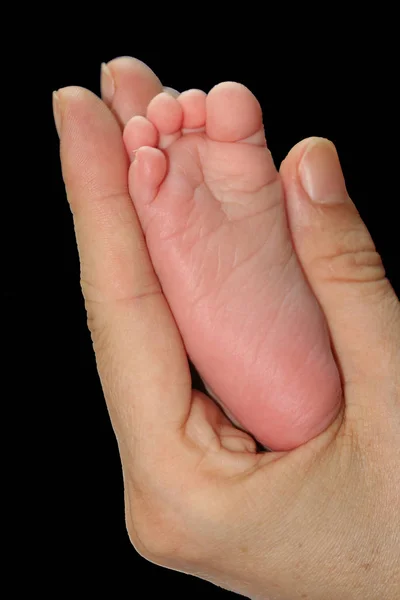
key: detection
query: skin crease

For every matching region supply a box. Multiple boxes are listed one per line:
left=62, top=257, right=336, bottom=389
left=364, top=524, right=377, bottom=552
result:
left=55, top=57, right=400, bottom=599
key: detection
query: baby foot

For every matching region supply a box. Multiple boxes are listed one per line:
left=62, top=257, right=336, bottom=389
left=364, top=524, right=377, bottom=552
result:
left=123, top=83, right=342, bottom=450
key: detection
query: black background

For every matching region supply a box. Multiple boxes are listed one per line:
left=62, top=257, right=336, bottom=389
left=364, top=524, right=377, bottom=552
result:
left=50, top=37, right=399, bottom=598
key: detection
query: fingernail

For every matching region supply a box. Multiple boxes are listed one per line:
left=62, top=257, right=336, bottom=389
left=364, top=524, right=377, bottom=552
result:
left=299, top=138, right=348, bottom=204
left=101, top=62, right=115, bottom=106
left=52, top=91, right=62, bottom=138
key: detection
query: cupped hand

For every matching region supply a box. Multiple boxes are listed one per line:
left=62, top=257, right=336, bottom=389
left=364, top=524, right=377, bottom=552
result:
left=55, top=57, right=400, bottom=599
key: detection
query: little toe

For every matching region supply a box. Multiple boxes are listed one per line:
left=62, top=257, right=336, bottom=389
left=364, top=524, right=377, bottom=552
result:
left=206, top=82, right=265, bottom=145
left=129, top=146, right=167, bottom=219
left=123, top=116, right=158, bottom=161
left=147, top=92, right=183, bottom=149
left=178, top=89, right=207, bottom=133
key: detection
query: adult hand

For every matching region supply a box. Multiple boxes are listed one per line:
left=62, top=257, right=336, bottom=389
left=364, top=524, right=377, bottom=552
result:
left=56, top=57, right=400, bottom=599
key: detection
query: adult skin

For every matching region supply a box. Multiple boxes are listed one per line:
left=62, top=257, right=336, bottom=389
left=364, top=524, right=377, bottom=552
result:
left=55, top=57, right=400, bottom=599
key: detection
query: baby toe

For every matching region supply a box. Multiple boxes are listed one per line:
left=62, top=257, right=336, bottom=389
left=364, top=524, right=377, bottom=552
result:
left=123, top=116, right=158, bottom=159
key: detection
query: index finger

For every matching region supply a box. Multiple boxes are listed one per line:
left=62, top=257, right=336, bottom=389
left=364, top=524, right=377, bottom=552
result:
left=56, top=86, right=192, bottom=455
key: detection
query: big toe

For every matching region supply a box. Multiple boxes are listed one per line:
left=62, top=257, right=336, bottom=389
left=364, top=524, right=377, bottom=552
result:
left=206, top=82, right=265, bottom=145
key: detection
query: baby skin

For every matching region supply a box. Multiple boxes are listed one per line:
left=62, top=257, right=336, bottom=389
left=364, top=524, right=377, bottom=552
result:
left=123, top=82, right=342, bottom=451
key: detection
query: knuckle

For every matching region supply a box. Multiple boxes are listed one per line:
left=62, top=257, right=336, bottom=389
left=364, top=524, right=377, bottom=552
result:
left=80, top=274, right=106, bottom=305
left=124, top=466, right=219, bottom=566
left=312, top=226, right=386, bottom=286
left=123, top=465, right=196, bottom=564
left=80, top=287, right=115, bottom=377
left=82, top=294, right=108, bottom=347
left=125, top=494, right=188, bottom=564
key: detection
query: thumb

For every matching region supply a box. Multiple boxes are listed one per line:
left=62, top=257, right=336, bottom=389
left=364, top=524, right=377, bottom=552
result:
left=280, top=138, right=400, bottom=408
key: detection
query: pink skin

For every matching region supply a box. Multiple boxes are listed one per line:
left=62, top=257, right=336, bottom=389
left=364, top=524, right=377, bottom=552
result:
left=122, top=81, right=342, bottom=451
